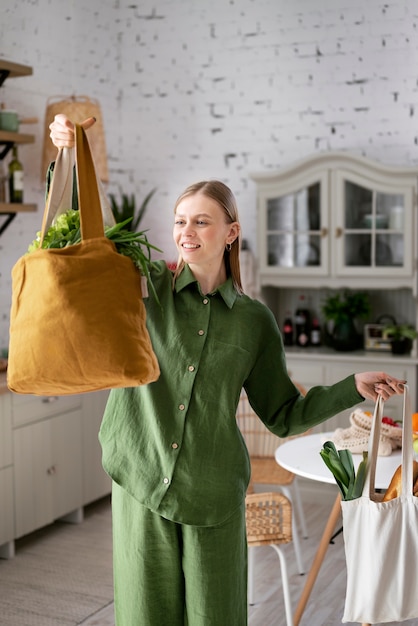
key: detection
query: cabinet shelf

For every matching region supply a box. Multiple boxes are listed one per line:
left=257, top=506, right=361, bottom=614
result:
left=0, top=59, right=37, bottom=237
left=0, top=60, right=32, bottom=79
left=0, top=131, right=35, bottom=159
left=0, top=60, right=32, bottom=88
left=0, top=131, right=35, bottom=145
left=0, top=204, right=37, bottom=236
left=0, top=203, right=36, bottom=213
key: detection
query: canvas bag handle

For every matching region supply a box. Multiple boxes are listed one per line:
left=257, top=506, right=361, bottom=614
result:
left=40, top=147, right=75, bottom=240
left=40, top=124, right=114, bottom=243
left=363, top=385, right=413, bottom=499
left=73, top=123, right=104, bottom=240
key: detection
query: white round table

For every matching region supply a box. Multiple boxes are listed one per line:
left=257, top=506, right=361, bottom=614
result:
left=275, top=431, right=402, bottom=626
left=275, top=431, right=402, bottom=489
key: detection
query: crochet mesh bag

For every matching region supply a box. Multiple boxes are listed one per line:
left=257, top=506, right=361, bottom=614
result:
left=330, top=408, right=402, bottom=457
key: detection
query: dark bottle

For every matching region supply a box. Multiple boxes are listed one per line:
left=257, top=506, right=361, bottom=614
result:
left=8, top=145, right=24, bottom=203
left=283, top=313, right=294, bottom=346
left=295, top=296, right=311, bottom=347
left=0, top=160, right=6, bottom=202
left=310, top=317, right=321, bottom=346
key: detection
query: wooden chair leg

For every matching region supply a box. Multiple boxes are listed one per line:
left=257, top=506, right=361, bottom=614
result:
left=294, top=493, right=342, bottom=626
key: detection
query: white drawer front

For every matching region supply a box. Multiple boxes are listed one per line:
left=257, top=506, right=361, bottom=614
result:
left=11, top=393, right=82, bottom=428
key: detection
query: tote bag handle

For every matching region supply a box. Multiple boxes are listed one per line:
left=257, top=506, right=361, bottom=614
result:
left=41, top=124, right=110, bottom=243
left=74, top=123, right=105, bottom=240
left=40, top=147, right=75, bottom=240
left=364, top=385, right=413, bottom=499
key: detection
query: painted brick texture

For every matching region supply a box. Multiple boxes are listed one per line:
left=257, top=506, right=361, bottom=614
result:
left=0, top=0, right=417, bottom=347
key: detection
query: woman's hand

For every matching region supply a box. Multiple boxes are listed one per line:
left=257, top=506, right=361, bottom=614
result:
left=354, top=371, right=406, bottom=402
left=49, top=114, right=96, bottom=149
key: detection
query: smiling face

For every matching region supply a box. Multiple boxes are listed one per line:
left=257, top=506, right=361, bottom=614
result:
left=173, top=191, right=239, bottom=283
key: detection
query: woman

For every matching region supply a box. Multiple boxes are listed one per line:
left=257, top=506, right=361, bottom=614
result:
left=50, top=115, right=405, bottom=626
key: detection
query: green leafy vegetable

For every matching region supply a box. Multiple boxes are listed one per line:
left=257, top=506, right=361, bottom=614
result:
left=27, top=209, right=162, bottom=305
left=320, top=441, right=368, bottom=501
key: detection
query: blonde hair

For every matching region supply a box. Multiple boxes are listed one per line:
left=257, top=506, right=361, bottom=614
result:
left=172, top=180, right=243, bottom=294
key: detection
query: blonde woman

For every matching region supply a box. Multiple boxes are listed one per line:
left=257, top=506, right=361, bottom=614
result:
left=49, top=115, right=405, bottom=626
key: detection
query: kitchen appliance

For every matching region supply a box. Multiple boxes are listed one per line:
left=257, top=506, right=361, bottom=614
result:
left=364, top=315, right=396, bottom=351
left=364, top=324, right=392, bottom=351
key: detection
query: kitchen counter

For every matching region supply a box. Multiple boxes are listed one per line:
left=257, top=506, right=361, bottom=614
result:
left=284, top=345, right=418, bottom=364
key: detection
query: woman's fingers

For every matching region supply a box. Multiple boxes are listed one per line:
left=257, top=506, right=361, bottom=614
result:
left=81, top=116, right=96, bottom=130
left=49, top=115, right=96, bottom=148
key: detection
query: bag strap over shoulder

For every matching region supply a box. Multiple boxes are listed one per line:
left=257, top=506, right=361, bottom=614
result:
left=363, top=385, right=412, bottom=499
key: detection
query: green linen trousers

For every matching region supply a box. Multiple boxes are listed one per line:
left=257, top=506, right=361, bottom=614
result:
left=112, top=482, right=248, bottom=626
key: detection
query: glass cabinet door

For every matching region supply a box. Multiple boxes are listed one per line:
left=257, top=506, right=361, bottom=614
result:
left=254, top=153, right=416, bottom=287
left=262, top=178, right=328, bottom=275
left=335, top=171, right=413, bottom=277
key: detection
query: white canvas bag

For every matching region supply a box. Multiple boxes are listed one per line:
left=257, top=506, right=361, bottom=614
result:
left=341, top=386, right=418, bottom=624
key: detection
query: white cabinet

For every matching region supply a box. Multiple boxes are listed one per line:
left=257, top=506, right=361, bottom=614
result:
left=0, top=394, right=13, bottom=556
left=0, top=386, right=111, bottom=558
left=12, top=396, right=83, bottom=539
left=252, top=152, right=418, bottom=292
left=82, top=390, right=111, bottom=505
left=0, top=468, right=14, bottom=554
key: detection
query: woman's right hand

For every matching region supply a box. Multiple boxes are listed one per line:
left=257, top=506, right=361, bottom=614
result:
left=49, top=114, right=96, bottom=149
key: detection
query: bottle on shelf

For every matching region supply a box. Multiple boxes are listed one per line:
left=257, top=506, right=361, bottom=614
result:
left=8, top=145, right=24, bottom=203
left=310, top=317, right=321, bottom=347
left=295, top=295, right=311, bottom=347
left=282, top=312, right=294, bottom=346
left=0, top=159, right=7, bottom=202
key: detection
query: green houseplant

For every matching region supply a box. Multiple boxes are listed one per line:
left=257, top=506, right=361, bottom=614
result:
left=109, top=187, right=157, bottom=232
left=384, top=323, right=418, bottom=355
left=322, top=291, right=371, bottom=351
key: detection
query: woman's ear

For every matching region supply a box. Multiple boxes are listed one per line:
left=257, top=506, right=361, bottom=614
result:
left=227, top=222, right=240, bottom=245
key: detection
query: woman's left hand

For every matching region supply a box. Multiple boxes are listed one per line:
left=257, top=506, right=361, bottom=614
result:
left=354, top=371, right=406, bottom=402
left=49, top=114, right=96, bottom=149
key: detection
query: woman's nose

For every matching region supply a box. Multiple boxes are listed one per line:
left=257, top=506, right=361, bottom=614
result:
left=183, top=224, right=196, bottom=236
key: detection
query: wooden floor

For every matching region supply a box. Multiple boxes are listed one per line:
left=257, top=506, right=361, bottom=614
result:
left=0, top=486, right=417, bottom=626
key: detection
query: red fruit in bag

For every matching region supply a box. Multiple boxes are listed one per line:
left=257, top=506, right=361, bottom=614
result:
left=382, top=416, right=400, bottom=427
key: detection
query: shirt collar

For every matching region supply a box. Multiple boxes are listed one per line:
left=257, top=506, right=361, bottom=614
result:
left=175, top=265, right=238, bottom=309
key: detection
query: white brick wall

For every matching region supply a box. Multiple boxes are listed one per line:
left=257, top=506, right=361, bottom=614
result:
left=0, top=0, right=418, bottom=347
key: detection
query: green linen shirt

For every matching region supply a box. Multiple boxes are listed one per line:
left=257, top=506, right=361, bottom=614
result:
left=99, top=261, right=363, bottom=526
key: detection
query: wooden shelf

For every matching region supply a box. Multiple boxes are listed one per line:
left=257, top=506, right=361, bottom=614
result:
left=0, top=131, right=35, bottom=145
left=0, top=60, right=32, bottom=79
left=0, top=60, right=36, bottom=236
left=0, top=203, right=37, bottom=213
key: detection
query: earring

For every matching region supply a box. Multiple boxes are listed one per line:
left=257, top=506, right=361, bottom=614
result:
left=226, top=242, right=232, bottom=252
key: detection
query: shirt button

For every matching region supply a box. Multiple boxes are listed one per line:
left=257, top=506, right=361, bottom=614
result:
left=188, top=365, right=195, bottom=372
left=172, top=442, right=179, bottom=449
left=179, top=404, right=185, bottom=410
left=203, top=298, right=209, bottom=305
left=198, top=329, right=205, bottom=336
left=163, top=477, right=170, bottom=484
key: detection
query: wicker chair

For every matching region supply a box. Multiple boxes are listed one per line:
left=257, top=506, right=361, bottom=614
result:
left=246, top=491, right=293, bottom=626
left=236, top=385, right=309, bottom=574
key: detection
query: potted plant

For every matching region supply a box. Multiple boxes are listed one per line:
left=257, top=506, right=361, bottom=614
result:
left=109, top=187, right=157, bottom=232
left=321, top=291, right=371, bottom=351
left=383, top=323, right=418, bottom=355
